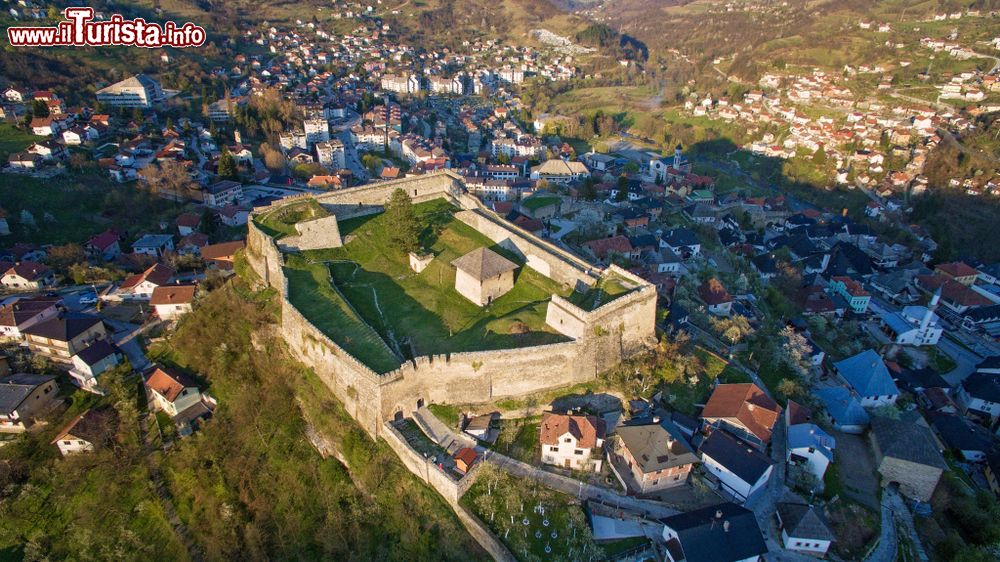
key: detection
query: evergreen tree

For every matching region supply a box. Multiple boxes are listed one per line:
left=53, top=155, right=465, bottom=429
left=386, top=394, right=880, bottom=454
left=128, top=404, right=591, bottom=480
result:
left=217, top=148, right=238, bottom=180
left=385, top=188, right=420, bottom=253
left=615, top=175, right=629, bottom=202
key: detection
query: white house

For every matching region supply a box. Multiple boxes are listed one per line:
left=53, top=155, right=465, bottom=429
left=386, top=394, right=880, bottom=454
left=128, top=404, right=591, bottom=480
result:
left=699, top=429, right=774, bottom=505
left=776, top=503, right=834, bottom=556
left=539, top=412, right=605, bottom=472
left=150, top=285, right=196, bottom=321
left=786, top=423, right=835, bottom=482
left=69, top=340, right=122, bottom=392
left=51, top=409, right=114, bottom=456
left=834, top=349, right=899, bottom=407
left=118, top=263, right=175, bottom=300
left=879, top=290, right=944, bottom=346
left=144, top=365, right=204, bottom=417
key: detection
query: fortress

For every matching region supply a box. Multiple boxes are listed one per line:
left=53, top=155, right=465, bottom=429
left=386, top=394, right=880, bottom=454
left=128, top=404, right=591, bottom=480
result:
left=245, top=170, right=658, bottom=438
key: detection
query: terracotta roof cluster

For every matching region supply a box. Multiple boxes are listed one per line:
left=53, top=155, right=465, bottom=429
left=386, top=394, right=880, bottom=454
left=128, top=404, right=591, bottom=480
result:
left=200, top=240, right=245, bottom=261
left=832, top=276, right=870, bottom=297
left=917, top=274, right=993, bottom=308
left=701, top=383, right=782, bottom=444
left=539, top=412, right=605, bottom=449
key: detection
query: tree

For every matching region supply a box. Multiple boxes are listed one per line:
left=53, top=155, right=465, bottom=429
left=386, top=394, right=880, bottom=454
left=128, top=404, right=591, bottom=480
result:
left=709, top=314, right=752, bottom=348
left=778, top=325, right=812, bottom=377
left=31, top=99, right=50, bottom=118
left=143, top=160, right=196, bottom=200
left=615, top=175, right=629, bottom=202
left=384, top=188, right=420, bottom=253
left=776, top=378, right=807, bottom=401
left=579, top=177, right=598, bottom=201
left=217, top=148, right=238, bottom=180
left=47, top=244, right=87, bottom=272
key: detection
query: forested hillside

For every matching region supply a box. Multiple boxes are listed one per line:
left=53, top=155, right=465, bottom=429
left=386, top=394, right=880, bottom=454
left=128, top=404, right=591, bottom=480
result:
left=0, top=273, right=487, bottom=561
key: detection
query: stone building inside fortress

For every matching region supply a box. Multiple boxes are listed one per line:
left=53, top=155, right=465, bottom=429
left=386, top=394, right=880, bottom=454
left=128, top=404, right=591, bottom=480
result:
left=245, top=171, right=658, bottom=437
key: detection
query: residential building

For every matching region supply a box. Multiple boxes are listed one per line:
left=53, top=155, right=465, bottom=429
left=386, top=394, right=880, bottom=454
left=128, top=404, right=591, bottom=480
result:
left=935, top=261, right=979, bottom=286
left=879, top=289, right=943, bottom=346
left=776, top=503, right=834, bottom=556
left=201, top=241, right=245, bottom=271
left=828, top=276, right=871, bottom=314
left=0, top=296, right=61, bottom=340
left=150, top=285, right=197, bottom=320
left=660, top=503, right=767, bottom=562
left=0, top=261, right=55, bottom=291
left=955, top=372, right=1000, bottom=426
left=118, top=263, right=175, bottom=300
left=701, top=383, right=782, bottom=450
left=131, top=234, right=175, bottom=257
left=929, top=413, right=993, bottom=462
left=610, top=421, right=699, bottom=494
left=699, top=429, right=774, bottom=504
left=815, top=387, right=870, bottom=434
left=529, top=159, right=590, bottom=183
left=86, top=230, right=122, bottom=261
left=22, top=313, right=108, bottom=361
left=698, top=278, right=733, bottom=316
left=68, top=340, right=122, bottom=392
left=539, top=411, right=606, bottom=471
left=144, top=365, right=213, bottom=436
left=786, top=422, right=835, bottom=483
left=834, top=349, right=899, bottom=407
left=51, top=408, right=116, bottom=456
left=0, top=374, right=58, bottom=433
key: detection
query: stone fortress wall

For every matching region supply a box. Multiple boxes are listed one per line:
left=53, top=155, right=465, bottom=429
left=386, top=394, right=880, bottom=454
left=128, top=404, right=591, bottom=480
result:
left=245, top=171, right=658, bottom=438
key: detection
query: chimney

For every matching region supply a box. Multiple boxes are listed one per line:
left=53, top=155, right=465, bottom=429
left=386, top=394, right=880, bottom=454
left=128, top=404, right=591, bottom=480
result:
left=652, top=415, right=661, bottom=424
left=723, top=520, right=730, bottom=532
left=715, top=510, right=723, bottom=520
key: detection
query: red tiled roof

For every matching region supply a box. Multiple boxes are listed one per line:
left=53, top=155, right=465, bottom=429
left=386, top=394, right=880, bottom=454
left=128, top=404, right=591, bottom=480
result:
left=917, top=274, right=993, bottom=308
left=145, top=365, right=197, bottom=403
left=539, top=412, right=605, bottom=449
left=583, top=235, right=633, bottom=260
left=120, top=263, right=175, bottom=290
left=702, top=383, right=782, bottom=444
left=935, top=261, right=979, bottom=278
left=87, top=230, right=119, bottom=251
left=149, top=284, right=196, bottom=306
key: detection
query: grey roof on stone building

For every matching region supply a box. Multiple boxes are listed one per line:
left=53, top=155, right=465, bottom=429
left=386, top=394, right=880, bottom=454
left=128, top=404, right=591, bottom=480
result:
left=451, top=247, right=518, bottom=280
left=870, top=412, right=947, bottom=470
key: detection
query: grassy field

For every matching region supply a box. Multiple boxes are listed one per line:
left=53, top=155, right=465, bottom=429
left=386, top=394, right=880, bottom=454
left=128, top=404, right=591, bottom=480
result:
left=301, top=199, right=573, bottom=362
left=566, top=273, right=634, bottom=311
left=0, top=172, right=194, bottom=246
left=521, top=195, right=561, bottom=211
left=283, top=254, right=402, bottom=374
left=0, top=123, right=43, bottom=161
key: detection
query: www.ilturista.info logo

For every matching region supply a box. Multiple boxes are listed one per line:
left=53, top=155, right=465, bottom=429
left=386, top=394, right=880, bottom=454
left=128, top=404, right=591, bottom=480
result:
left=7, top=7, right=206, bottom=48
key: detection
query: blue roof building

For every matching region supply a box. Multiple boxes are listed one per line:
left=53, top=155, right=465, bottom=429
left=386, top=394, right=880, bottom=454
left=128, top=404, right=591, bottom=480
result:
left=833, top=349, right=899, bottom=407
left=816, top=387, right=870, bottom=434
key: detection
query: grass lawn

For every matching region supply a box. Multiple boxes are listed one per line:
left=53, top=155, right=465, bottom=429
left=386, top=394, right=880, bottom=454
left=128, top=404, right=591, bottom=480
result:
left=663, top=346, right=748, bottom=415
left=428, top=403, right=462, bottom=429
left=0, top=172, right=191, bottom=246
left=926, top=347, right=957, bottom=374
left=301, top=199, right=573, bottom=362
left=0, top=123, right=43, bottom=161
left=283, top=254, right=401, bottom=374
left=521, top=195, right=561, bottom=211
left=254, top=199, right=329, bottom=238
left=566, top=273, right=635, bottom=311
left=493, top=417, right=541, bottom=464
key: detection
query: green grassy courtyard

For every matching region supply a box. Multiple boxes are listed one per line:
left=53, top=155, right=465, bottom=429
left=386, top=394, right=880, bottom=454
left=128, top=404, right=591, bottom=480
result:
left=283, top=198, right=580, bottom=373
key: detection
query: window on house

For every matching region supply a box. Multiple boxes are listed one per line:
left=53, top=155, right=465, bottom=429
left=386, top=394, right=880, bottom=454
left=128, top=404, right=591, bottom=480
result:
left=574, top=449, right=583, bottom=455
left=564, top=438, right=571, bottom=443
left=549, top=446, right=558, bottom=452
left=63, top=440, right=71, bottom=445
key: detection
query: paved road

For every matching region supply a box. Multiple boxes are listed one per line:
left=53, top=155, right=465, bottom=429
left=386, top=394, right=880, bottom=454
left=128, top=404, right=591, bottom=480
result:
left=484, top=451, right=680, bottom=520
left=865, top=488, right=899, bottom=562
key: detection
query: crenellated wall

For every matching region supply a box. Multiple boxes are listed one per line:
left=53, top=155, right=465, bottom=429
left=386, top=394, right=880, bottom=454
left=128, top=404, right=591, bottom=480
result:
left=245, top=172, right=658, bottom=441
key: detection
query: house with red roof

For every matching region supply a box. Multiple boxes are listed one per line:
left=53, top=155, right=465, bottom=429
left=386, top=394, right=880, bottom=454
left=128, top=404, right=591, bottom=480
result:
left=701, top=383, right=782, bottom=450
left=85, top=230, right=122, bottom=261
left=118, top=263, right=175, bottom=300
left=582, top=235, right=637, bottom=262
left=698, top=278, right=733, bottom=316
left=934, top=262, right=979, bottom=286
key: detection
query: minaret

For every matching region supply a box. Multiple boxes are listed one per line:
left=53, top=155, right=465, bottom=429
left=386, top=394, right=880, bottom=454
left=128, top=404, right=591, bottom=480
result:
left=921, top=286, right=941, bottom=332
left=674, top=144, right=683, bottom=170
left=234, top=129, right=242, bottom=145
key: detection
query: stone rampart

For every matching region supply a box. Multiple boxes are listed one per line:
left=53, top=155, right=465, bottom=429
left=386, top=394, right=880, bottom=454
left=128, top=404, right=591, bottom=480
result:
left=282, top=215, right=343, bottom=251
left=245, top=172, right=658, bottom=441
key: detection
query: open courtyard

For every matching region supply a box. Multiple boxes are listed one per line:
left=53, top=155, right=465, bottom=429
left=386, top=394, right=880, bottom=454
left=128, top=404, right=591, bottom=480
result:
left=280, top=198, right=640, bottom=373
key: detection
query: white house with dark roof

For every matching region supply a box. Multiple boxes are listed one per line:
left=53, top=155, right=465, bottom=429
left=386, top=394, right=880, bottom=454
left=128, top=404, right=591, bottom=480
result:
left=776, top=502, right=834, bottom=555
left=69, top=340, right=123, bottom=392
left=0, top=374, right=58, bottom=433
left=699, top=429, right=774, bottom=505
left=451, top=247, right=518, bottom=306
left=661, top=502, right=767, bottom=562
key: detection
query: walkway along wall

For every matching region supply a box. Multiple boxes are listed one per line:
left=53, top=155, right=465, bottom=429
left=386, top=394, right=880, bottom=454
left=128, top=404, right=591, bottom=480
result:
left=245, top=172, right=658, bottom=440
